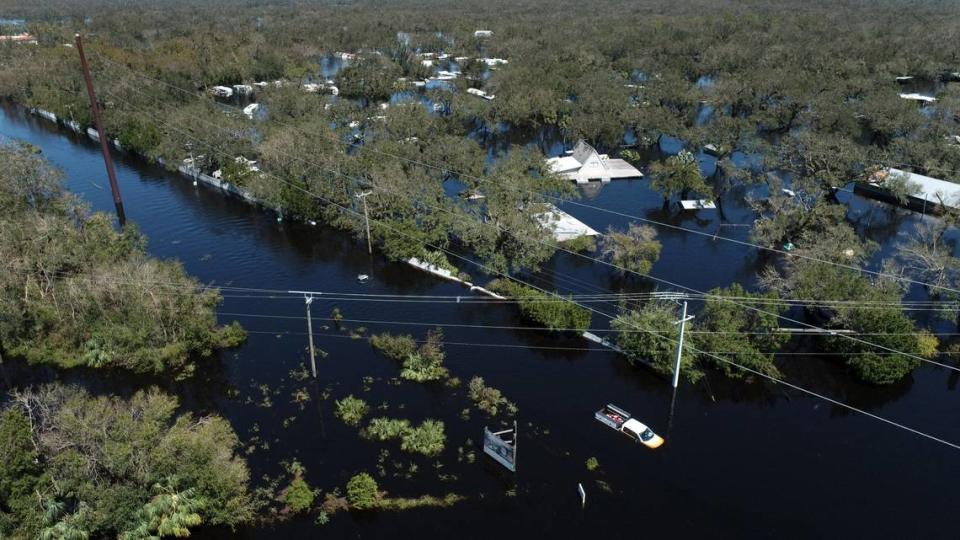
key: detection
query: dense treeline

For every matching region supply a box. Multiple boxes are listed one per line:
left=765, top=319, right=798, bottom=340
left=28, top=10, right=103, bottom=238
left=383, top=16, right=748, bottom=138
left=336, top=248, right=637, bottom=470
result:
left=2, top=0, right=959, bottom=383
left=0, top=144, right=245, bottom=376
left=0, top=385, right=254, bottom=538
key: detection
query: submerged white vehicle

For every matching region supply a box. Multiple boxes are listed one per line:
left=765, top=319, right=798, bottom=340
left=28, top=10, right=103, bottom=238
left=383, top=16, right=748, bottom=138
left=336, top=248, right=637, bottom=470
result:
left=595, top=404, right=664, bottom=449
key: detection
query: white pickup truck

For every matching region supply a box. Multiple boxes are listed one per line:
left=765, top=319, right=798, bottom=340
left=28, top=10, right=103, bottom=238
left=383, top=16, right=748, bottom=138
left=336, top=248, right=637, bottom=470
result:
left=595, top=404, right=664, bottom=449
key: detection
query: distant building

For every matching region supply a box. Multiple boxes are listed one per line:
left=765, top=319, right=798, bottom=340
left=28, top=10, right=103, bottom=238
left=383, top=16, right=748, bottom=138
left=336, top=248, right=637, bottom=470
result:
left=899, top=92, right=936, bottom=103
left=242, top=103, right=259, bottom=119
left=480, top=57, right=509, bottom=67
left=210, top=86, right=233, bottom=98
left=432, top=70, right=459, bottom=80
left=466, top=87, right=495, bottom=100
left=856, top=167, right=960, bottom=212
left=535, top=204, right=598, bottom=241
left=0, top=32, right=37, bottom=44
left=546, top=140, right=643, bottom=183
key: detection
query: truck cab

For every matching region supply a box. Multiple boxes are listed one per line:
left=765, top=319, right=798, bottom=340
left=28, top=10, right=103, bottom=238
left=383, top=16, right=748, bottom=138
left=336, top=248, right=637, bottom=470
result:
left=621, top=418, right=665, bottom=448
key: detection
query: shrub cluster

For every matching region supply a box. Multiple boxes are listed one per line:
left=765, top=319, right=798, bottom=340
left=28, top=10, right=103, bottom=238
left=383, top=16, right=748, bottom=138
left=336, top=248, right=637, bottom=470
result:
left=488, top=279, right=591, bottom=332
left=361, top=417, right=446, bottom=456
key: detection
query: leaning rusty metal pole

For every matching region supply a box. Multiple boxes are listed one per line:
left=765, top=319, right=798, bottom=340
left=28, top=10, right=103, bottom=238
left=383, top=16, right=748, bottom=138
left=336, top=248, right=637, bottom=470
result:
left=75, top=33, right=126, bottom=227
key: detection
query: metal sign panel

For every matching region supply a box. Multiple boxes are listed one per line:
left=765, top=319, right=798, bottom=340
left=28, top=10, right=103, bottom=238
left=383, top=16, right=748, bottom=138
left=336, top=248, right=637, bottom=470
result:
left=483, top=426, right=516, bottom=472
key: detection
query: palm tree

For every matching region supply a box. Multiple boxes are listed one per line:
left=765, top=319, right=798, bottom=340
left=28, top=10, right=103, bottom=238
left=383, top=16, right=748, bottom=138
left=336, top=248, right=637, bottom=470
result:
left=123, top=478, right=206, bottom=539
left=40, top=500, right=91, bottom=540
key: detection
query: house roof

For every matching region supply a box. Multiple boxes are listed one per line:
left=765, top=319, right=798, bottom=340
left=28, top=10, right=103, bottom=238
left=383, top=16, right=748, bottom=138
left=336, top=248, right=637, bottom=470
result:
left=875, top=167, right=960, bottom=208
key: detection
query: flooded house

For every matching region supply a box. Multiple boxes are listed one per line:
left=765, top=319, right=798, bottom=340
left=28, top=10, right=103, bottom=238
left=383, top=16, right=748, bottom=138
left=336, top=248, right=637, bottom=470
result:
left=0, top=32, right=37, bottom=44
left=242, top=103, right=259, bottom=119
left=855, top=167, right=960, bottom=212
left=210, top=86, right=234, bottom=98
left=480, top=58, right=509, bottom=67
left=546, top=140, right=643, bottom=183
left=899, top=92, right=936, bottom=103
left=535, top=204, right=599, bottom=241
left=466, top=87, right=495, bottom=100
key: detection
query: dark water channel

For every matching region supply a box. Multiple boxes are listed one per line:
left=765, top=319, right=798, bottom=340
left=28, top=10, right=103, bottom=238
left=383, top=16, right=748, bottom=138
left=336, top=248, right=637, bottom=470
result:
left=1, top=104, right=958, bottom=539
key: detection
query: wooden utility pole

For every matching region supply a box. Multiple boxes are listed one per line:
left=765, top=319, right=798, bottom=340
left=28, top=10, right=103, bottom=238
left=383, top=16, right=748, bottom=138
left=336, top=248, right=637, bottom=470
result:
left=305, top=295, right=317, bottom=378
left=75, top=33, right=126, bottom=227
left=357, top=190, right=373, bottom=254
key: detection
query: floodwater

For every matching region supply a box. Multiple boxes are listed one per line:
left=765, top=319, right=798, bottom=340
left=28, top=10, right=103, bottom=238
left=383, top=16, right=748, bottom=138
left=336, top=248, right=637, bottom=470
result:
left=1, top=103, right=959, bottom=539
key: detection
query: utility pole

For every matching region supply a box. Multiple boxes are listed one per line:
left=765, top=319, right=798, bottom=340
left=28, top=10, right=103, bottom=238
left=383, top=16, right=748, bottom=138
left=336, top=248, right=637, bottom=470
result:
left=185, top=143, right=197, bottom=185
left=513, top=420, right=518, bottom=468
left=75, top=33, right=126, bottom=227
left=305, top=295, right=317, bottom=378
left=672, top=300, right=694, bottom=388
left=357, top=190, right=373, bottom=254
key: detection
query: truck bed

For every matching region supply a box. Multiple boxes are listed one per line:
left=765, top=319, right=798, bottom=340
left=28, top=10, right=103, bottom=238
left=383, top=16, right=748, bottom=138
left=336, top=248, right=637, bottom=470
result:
left=595, top=403, right=631, bottom=430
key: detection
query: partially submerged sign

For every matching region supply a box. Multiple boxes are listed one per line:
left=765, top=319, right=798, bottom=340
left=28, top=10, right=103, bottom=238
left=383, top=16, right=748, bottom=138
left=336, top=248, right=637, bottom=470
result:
left=483, top=423, right=517, bottom=472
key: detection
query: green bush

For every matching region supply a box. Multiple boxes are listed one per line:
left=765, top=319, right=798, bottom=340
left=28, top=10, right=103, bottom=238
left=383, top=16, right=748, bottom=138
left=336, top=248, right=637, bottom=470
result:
left=467, top=377, right=517, bottom=416
left=370, top=330, right=449, bottom=382
left=560, top=234, right=597, bottom=253
left=363, top=418, right=412, bottom=441
left=400, top=420, right=446, bottom=457
left=362, top=418, right=445, bottom=456
left=346, top=473, right=379, bottom=510
left=370, top=333, right=418, bottom=361
left=585, top=457, right=599, bottom=471
left=284, top=477, right=315, bottom=514
left=488, top=279, right=591, bottom=332
left=0, top=385, right=253, bottom=539
left=335, top=395, right=370, bottom=427
left=0, top=145, right=245, bottom=377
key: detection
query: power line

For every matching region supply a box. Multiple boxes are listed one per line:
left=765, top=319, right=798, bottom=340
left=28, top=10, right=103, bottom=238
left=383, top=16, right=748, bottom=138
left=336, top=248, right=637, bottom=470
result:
left=244, top=327, right=960, bottom=355
left=36, top=82, right=960, bottom=451
left=96, top=87, right=960, bottom=375
left=245, top=329, right=617, bottom=352
left=218, top=311, right=960, bottom=339
left=10, top=261, right=960, bottom=309
left=89, top=74, right=960, bottom=374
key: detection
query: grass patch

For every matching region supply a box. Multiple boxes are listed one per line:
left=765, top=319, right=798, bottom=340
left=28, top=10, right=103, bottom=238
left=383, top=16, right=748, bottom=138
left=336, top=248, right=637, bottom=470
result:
left=376, top=493, right=465, bottom=510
